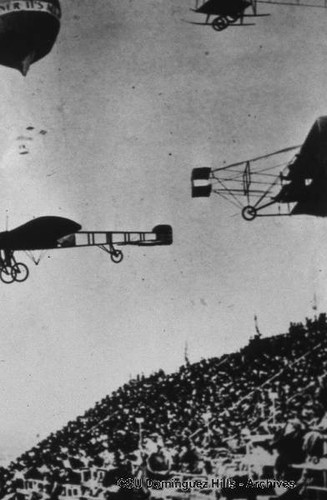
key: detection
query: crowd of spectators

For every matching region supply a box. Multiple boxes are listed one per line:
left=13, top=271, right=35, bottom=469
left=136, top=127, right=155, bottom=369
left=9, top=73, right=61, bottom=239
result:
left=2, top=314, right=327, bottom=499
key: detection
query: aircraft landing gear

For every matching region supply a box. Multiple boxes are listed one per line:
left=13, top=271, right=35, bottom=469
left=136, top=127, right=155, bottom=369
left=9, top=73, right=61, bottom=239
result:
left=0, top=265, right=16, bottom=284
left=98, top=244, right=124, bottom=264
left=242, top=205, right=257, bottom=221
left=0, top=257, right=29, bottom=284
left=110, top=250, right=123, bottom=264
left=13, top=263, right=29, bottom=282
left=212, top=16, right=229, bottom=31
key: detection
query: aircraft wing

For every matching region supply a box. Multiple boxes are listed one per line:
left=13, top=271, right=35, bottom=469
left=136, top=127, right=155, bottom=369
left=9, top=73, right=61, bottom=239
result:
left=276, top=116, right=327, bottom=216
left=0, top=216, right=81, bottom=251
left=257, top=0, right=326, bottom=7
left=291, top=189, right=327, bottom=216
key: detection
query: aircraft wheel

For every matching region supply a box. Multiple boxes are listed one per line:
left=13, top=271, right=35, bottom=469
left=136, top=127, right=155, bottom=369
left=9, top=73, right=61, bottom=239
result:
left=0, top=266, right=15, bottom=284
left=111, top=250, right=123, bottom=264
left=13, top=263, right=29, bottom=282
left=212, top=16, right=229, bottom=31
left=242, top=205, right=257, bottom=221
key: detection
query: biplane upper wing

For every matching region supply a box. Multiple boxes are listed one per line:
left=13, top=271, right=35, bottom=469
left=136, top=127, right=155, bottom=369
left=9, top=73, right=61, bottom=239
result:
left=257, top=0, right=327, bottom=8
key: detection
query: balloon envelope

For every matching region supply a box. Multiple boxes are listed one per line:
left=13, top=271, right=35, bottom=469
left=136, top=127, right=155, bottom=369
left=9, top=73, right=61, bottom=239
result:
left=0, top=0, right=61, bottom=75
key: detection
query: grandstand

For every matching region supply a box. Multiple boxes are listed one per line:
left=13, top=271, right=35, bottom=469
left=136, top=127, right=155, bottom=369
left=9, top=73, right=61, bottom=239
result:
left=2, top=314, right=327, bottom=499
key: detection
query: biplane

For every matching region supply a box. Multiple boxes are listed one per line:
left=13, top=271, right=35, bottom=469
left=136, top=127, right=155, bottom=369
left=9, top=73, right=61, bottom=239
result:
left=190, top=0, right=327, bottom=31
left=191, top=116, right=327, bottom=221
left=0, top=216, right=173, bottom=283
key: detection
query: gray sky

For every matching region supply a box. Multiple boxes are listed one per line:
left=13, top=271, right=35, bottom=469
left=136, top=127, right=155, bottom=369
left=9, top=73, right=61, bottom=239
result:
left=0, top=0, right=326, bottom=460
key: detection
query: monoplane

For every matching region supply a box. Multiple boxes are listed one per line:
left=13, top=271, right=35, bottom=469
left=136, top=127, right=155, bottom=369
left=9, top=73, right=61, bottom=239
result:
left=190, top=0, right=326, bottom=31
left=191, top=116, right=327, bottom=221
left=0, top=216, right=173, bottom=283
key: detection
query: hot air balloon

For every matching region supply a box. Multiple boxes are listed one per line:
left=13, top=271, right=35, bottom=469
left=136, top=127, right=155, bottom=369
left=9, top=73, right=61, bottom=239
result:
left=0, top=0, right=61, bottom=76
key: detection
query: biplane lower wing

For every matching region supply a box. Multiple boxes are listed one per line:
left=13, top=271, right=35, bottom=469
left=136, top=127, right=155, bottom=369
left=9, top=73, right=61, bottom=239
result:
left=291, top=197, right=327, bottom=216
left=185, top=20, right=257, bottom=26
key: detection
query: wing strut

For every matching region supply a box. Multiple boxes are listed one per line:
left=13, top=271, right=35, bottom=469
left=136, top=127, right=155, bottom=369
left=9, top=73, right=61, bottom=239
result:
left=243, top=161, right=251, bottom=204
left=251, top=0, right=258, bottom=15
left=24, top=250, right=47, bottom=265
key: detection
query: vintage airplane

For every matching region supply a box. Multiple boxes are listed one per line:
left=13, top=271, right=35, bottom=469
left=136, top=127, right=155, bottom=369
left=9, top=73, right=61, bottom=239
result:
left=190, top=0, right=326, bottom=31
left=191, top=116, right=327, bottom=221
left=0, top=216, right=173, bottom=283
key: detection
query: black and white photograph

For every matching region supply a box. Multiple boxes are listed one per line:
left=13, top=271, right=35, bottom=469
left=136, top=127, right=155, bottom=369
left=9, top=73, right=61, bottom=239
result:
left=0, top=0, right=327, bottom=499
